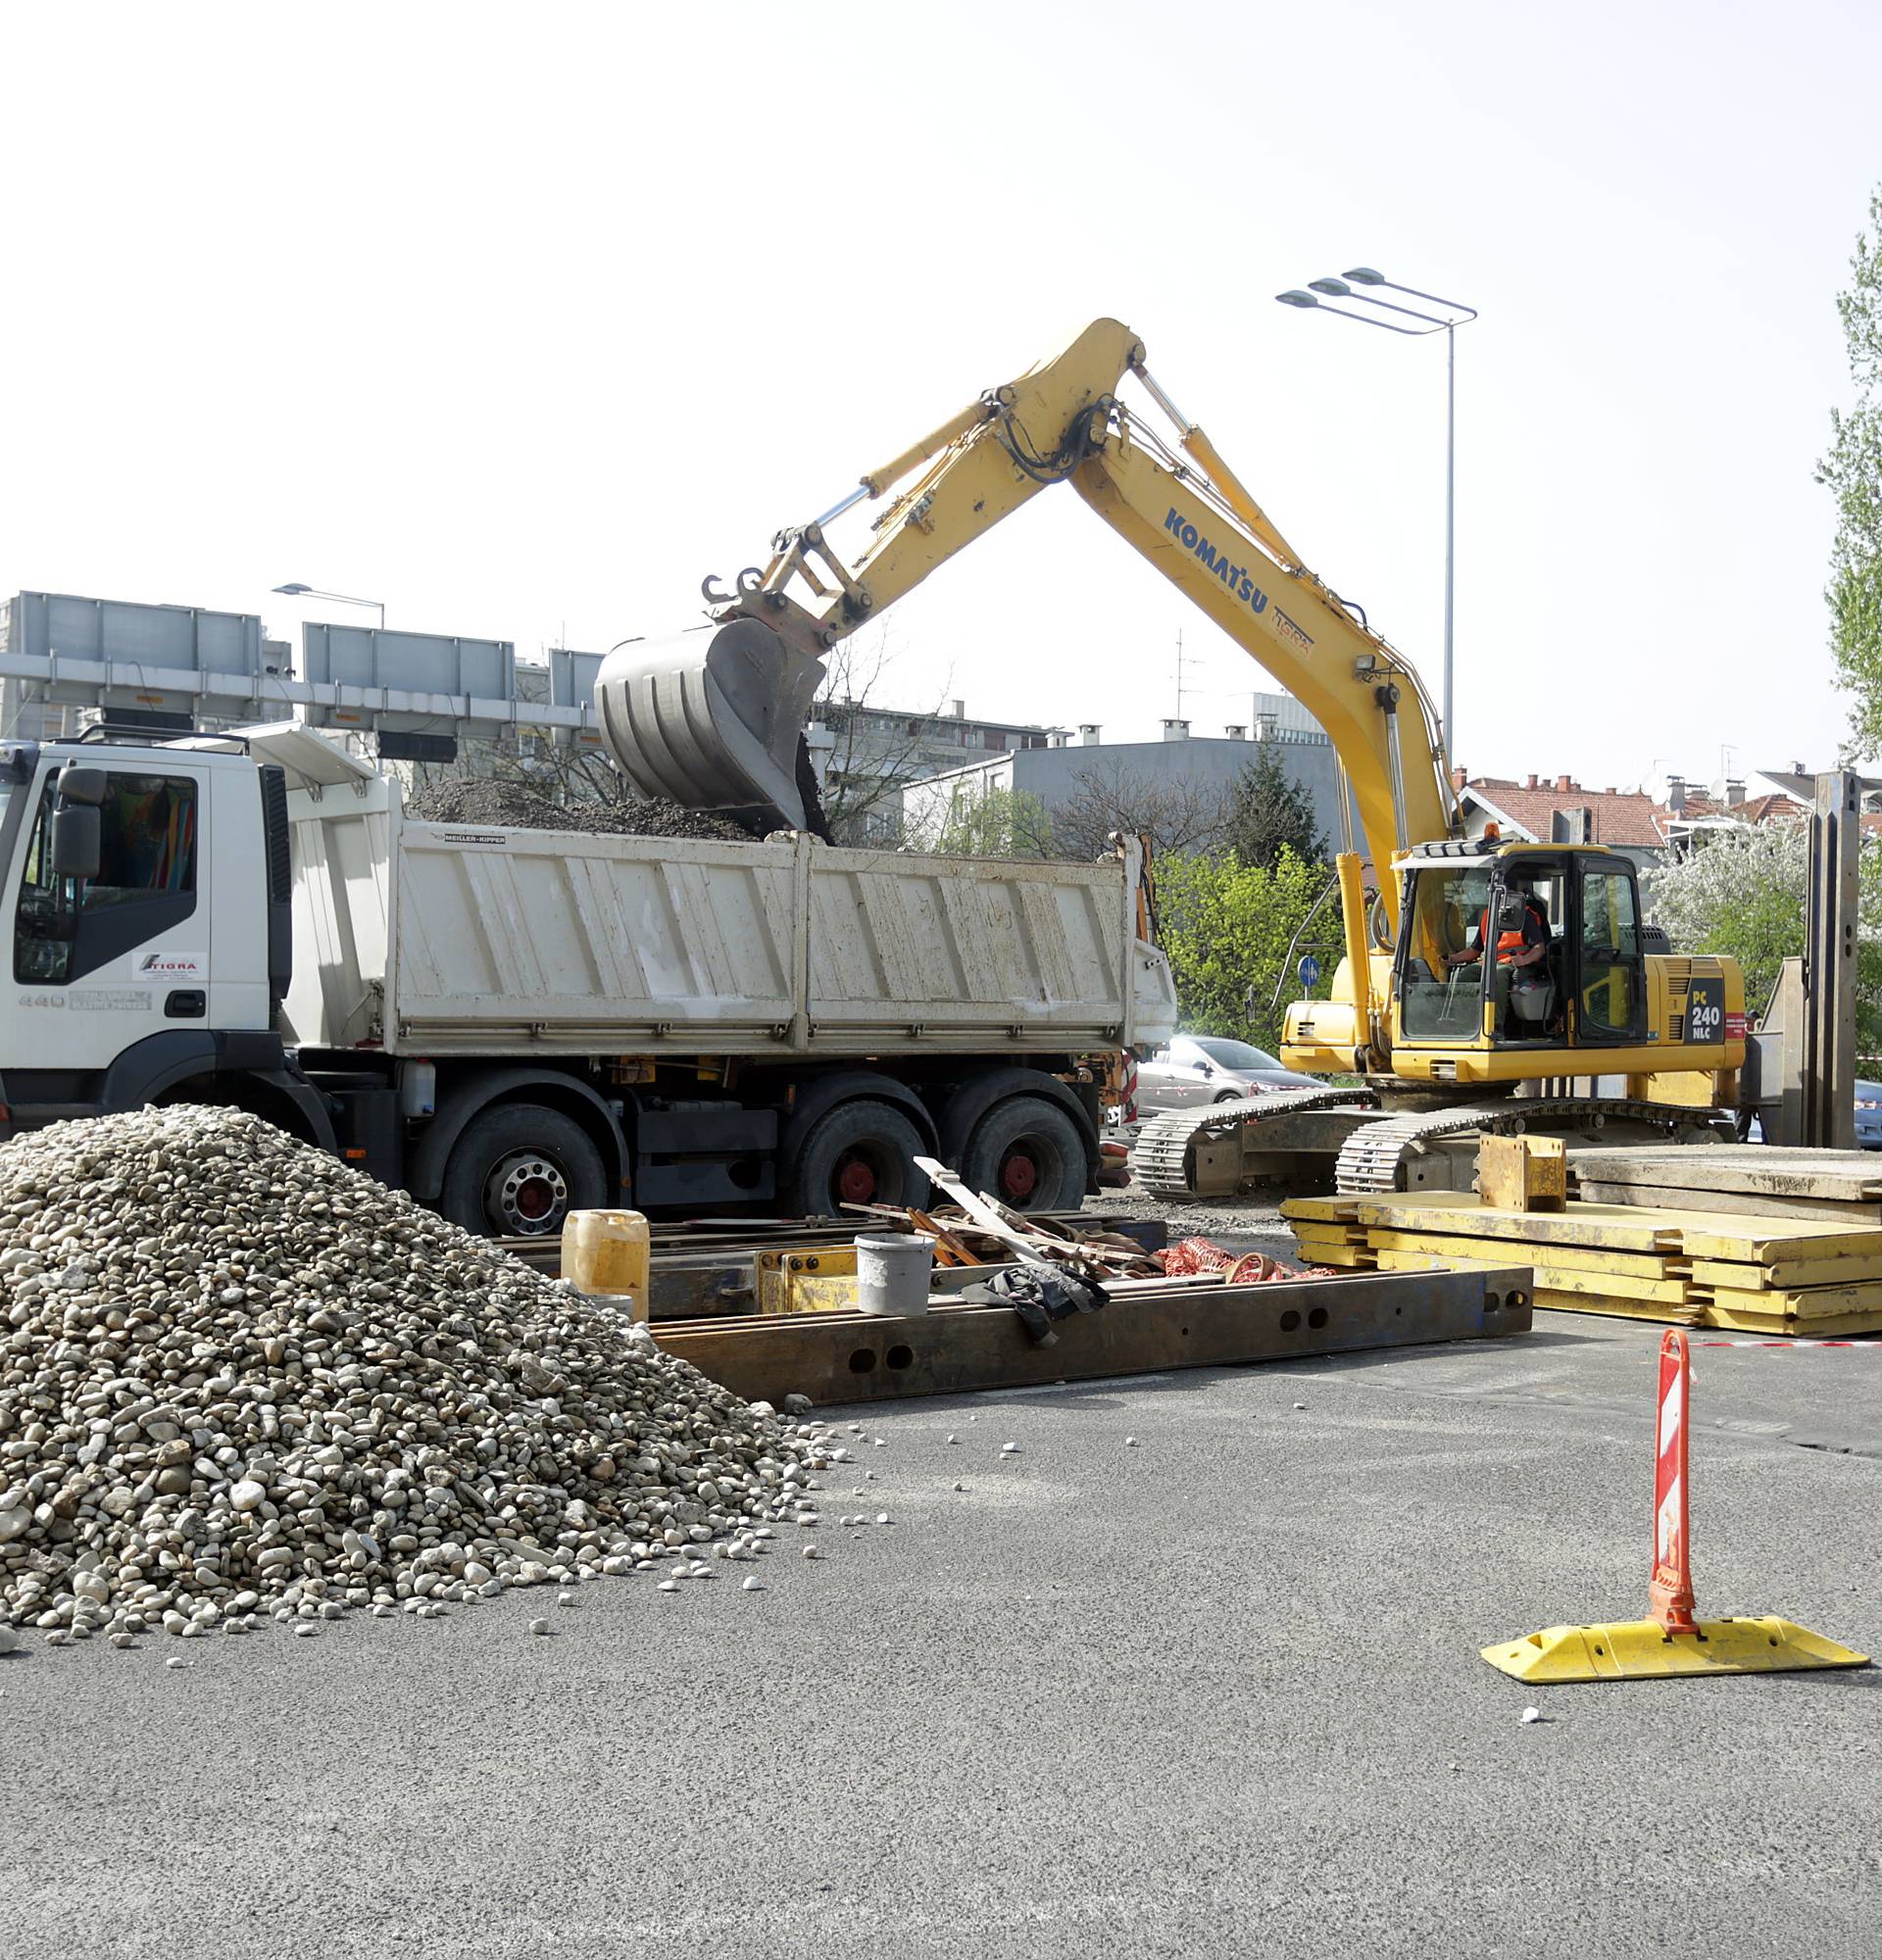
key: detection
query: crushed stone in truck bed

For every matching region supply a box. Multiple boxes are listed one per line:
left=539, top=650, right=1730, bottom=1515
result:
left=405, top=775, right=761, bottom=842
left=0, top=1106, right=826, bottom=1653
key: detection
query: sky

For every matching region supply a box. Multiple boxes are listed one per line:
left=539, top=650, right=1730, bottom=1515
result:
left=2, top=0, right=1878, bottom=794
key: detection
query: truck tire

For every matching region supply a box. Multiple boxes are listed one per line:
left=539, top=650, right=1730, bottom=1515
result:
left=958, top=1096, right=1089, bottom=1212
left=439, top=1103, right=607, bottom=1239
left=782, top=1100, right=930, bottom=1218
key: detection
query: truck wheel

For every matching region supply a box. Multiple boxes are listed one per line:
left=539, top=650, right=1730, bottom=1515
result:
left=783, top=1101, right=930, bottom=1218
left=959, top=1097, right=1089, bottom=1212
left=440, top=1103, right=607, bottom=1239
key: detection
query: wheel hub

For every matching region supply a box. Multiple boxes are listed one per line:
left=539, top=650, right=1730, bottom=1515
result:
left=999, top=1148, right=1039, bottom=1201
left=835, top=1153, right=877, bottom=1205
left=485, top=1150, right=570, bottom=1236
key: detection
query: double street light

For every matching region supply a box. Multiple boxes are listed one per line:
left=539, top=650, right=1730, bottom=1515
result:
left=272, top=582, right=386, bottom=630
left=1274, top=268, right=1476, bottom=759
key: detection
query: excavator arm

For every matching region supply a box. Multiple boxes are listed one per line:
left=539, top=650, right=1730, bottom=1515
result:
left=597, top=317, right=1458, bottom=922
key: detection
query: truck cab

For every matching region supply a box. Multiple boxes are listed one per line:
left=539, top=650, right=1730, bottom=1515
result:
left=0, top=736, right=296, bottom=1131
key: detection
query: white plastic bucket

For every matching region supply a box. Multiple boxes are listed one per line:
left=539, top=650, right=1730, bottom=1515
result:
left=854, top=1233, right=935, bottom=1316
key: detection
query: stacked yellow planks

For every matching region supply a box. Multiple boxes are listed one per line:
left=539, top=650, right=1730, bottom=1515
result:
left=1281, top=1190, right=1882, bottom=1336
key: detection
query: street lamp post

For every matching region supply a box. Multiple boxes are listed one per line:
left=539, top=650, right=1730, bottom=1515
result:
left=272, top=582, right=386, bottom=630
left=1274, top=269, right=1476, bottom=759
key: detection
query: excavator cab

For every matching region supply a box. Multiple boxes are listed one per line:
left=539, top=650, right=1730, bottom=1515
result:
left=1392, top=845, right=1648, bottom=1057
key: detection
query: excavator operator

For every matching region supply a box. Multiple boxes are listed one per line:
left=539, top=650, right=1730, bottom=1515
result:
left=1446, top=878, right=1552, bottom=1036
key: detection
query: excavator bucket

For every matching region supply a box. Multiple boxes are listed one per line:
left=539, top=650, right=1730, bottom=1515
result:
left=594, top=617, right=826, bottom=831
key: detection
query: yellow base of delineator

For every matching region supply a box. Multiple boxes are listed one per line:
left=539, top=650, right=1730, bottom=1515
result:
left=1481, top=1616, right=1869, bottom=1683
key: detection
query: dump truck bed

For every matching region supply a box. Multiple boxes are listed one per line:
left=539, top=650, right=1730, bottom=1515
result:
left=283, top=784, right=1176, bottom=1059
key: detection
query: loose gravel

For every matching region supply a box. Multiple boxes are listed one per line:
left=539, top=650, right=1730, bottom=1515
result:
left=0, top=1106, right=825, bottom=1649
left=405, top=774, right=759, bottom=843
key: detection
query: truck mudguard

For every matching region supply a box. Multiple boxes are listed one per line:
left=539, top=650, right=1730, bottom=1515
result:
left=408, top=1066, right=628, bottom=1203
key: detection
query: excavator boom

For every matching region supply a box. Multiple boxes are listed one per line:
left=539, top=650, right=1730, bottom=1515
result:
left=600, top=318, right=1457, bottom=887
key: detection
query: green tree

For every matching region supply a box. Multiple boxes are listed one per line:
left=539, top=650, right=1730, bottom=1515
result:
left=1819, top=185, right=1882, bottom=759
left=911, top=780, right=1055, bottom=858
left=1221, top=740, right=1326, bottom=870
left=1154, top=846, right=1333, bottom=1054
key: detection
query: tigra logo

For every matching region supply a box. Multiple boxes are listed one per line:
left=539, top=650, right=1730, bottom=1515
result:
left=137, top=953, right=203, bottom=978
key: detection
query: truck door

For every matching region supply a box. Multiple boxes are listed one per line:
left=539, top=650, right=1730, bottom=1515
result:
left=1571, top=855, right=1647, bottom=1045
left=10, top=761, right=213, bottom=1068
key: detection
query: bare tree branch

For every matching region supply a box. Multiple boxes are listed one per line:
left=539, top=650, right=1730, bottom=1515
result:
left=812, top=627, right=956, bottom=845
left=1049, top=760, right=1228, bottom=861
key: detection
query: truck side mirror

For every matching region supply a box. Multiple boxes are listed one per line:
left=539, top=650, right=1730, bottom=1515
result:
left=52, top=803, right=102, bottom=881
left=55, top=764, right=107, bottom=808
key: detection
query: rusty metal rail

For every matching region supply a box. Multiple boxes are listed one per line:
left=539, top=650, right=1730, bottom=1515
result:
left=654, top=1264, right=1533, bottom=1405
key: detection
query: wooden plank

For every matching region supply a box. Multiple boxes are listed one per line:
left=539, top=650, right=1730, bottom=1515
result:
left=1530, top=1287, right=1702, bottom=1328
left=1676, top=1218, right=1882, bottom=1261
left=1369, top=1247, right=1682, bottom=1303
left=1569, top=1146, right=1882, bottom=1202
left=914, top=1155, right=1068, bottom=1266
left=1344, top=1193, right=1686, bottom=1253
left=1574, top=1180, right=1882, bottom=1226
left=1278, top=1223, right=1364, bottom=1254
left=653, top=1265, right=1534, bottom=1404
left=1693, top=1280, right=1882, bottom=1322
left=1699, top=1302, right=1882, bottom=1337
left=1281, top=1196, right=1364, bottom=1225
left=1296, top=1244, right=1378, bottom=1269
left=1364, top=1227, right=1684, bottom=1283
left=1348, top=1190, right=1882, bottom=1260
left=1687, top=1253, right=1882, bottom=1292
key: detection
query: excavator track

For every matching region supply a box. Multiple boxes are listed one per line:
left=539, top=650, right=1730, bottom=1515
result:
left=1132, top=1088, right=1382, bottom=1198
left=1333, top=1098, right=1731, bottom=1197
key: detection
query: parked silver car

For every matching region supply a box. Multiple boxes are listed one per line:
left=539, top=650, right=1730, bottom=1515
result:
left=1857, top=1080, right=1882, bottom=1151
left=1135, top=1034, right=1321, bottom=1113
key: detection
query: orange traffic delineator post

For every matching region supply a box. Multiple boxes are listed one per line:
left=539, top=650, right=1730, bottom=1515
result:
left=1482, top=1329, right=1870, bottom=1683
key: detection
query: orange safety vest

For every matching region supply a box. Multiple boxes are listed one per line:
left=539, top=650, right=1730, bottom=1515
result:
left=1479, top=905, right=1535, bottom=963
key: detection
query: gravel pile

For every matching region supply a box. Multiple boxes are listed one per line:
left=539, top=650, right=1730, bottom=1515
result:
left=0, top=1107, right=830, bottom=1651
left=405, top=775, right=759, bottom=843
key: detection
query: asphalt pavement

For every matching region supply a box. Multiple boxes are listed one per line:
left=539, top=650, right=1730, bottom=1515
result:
left=4, top=1309, right=1880, bottom=1959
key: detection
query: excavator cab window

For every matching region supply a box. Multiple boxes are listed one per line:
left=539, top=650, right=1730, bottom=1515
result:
left=1397, top=863, right=1493, bottom=1041
left=1572, top=856, right=1646, bottom=1043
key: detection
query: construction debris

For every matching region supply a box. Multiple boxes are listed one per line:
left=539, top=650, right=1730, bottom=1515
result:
left=871, top=1168, right=1324, bottom=1287
left=404, top=774, right=760, bottom=844
left=0, top=1106, right=824, bottom=1648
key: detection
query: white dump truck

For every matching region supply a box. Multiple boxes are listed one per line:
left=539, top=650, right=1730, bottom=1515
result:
left=0, top=724, right=1175, bottom=1233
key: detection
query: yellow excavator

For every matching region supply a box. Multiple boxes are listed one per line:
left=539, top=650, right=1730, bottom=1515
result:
left=599, top=318, right=1744, bottom=1196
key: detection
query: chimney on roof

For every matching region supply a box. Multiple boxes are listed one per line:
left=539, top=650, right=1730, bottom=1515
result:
left=1223, top=724, right=1247, bottom=741
left=1078, top=722, right=1102, bottom=747
left=1604, top=786, right=1616, bottom=797
left=1451, top=764, right=1467, bottom=791
left=950, top=699, right=966, bottom=719
left=1793, top=760, right=1806, bottom=774
left=1724, top=776, right=1746, bottom=807
left=1556, top=773, right=1575, bottom=793
left=1525, top=772, right=1540, bottom=790
left=1162, top=718, right=1190, bottom=742
left=1665, top=773, right=1686, bottom=815
left=1049, top=730, right=1069, bottom=748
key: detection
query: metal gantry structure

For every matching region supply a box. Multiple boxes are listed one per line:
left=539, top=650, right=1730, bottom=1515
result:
left=1275, top=268, right=1476, bottom=760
